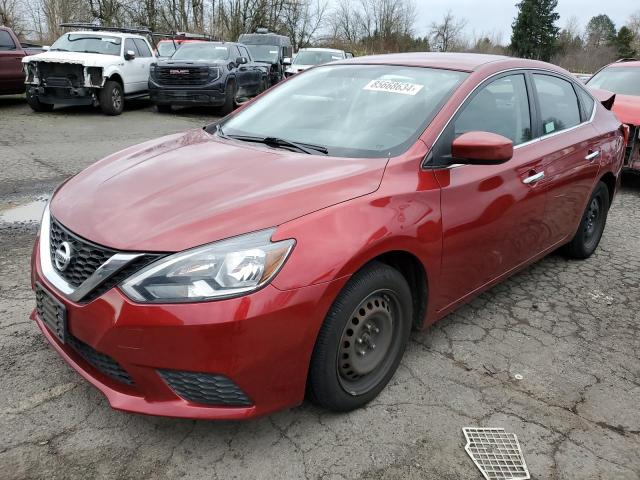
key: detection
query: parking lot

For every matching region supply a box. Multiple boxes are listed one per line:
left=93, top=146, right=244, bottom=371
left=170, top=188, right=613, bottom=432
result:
left=1, top=96, right=639, bottom=479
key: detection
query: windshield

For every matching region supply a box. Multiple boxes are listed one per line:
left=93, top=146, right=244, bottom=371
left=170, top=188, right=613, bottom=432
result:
left=587, top=67, right=640, bottom=96
left=245, top=44, right=279, bottom=63
left=294, top=50, right=343, bottom=66
left=50, top=34, right=121, bottom=55
left=157, top=42, right=177, bottom=57
left=221, top=65, right=467, bottom=158
left=171, top=43, right=229, bottom=61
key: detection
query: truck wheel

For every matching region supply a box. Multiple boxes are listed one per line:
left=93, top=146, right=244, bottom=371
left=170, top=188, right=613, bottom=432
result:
left=307, top=261, right=413, bottom=411
left=220, top=80, right=236, bottom=116
left=26, top=93, right=54, bottom=112
left=156, top=104, right=172, bottom=113
left=99, top=80, right=124, bottom=116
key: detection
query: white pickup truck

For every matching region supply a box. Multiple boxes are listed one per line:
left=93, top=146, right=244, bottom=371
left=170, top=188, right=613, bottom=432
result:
left=22, top=26, right=155, bottom=115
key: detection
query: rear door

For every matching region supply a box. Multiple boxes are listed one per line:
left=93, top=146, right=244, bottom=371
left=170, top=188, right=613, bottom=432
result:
left=429, top=72, right=548, bottom=310
left=529, top=73, right=602, bottom=245
left=0, top=30, right=24, bottom=93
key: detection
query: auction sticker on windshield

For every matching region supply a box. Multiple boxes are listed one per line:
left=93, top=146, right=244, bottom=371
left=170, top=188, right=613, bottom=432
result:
left=363, top=79, right=424, bottom=95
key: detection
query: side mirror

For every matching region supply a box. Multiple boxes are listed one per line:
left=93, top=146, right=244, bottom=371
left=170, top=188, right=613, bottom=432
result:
left=283, top=57, right=291, bottom=66
left=236, top=56, right=248, bottom=65
left=42, top=45, right=50, bottom=51
left=452, top=131, right=513, bottom=165
left=124, top=50, right=136, bottom=61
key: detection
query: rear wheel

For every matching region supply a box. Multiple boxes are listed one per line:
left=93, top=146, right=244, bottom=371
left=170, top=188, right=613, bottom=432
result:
left=26, top=92, right=54, bottom=112
left=99, top=80, right=124, bottom=116
left=308, top=261, right=413, bottom=411
left=564, top=181, right=610, bottom=259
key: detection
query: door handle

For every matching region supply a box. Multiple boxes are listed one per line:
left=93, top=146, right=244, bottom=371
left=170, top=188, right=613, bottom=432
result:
left=523, top=171, right=545, bottom=184
left=585, top=150, right=600, bottom=161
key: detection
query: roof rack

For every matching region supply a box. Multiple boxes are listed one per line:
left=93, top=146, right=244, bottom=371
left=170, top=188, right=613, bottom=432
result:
left=59, top=23, right=152, bottom=35
left=154, top=31, right=217, bottom=41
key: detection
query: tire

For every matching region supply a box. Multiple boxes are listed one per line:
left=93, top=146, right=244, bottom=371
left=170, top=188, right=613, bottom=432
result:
left=98, top=80, right=124, bottom=116
left=219, top=80, right=236, bottom=116
left=564, top=181, right=610, bottom=259
left=261, top=77, right=269, bottom=93
left=156, top=104, right=172, bottom=113
left=26, top=92, right=54, bottom=112
left=308, top=261, right=413, bottom=411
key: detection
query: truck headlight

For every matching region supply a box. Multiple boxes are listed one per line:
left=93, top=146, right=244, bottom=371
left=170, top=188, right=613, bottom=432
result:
left=120, top=229, right=294, bottom=303
left=209, top=66, right=221, bottom=81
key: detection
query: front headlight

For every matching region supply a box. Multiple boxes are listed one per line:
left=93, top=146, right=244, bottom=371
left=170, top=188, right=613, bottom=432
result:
left=209, top=66, right=221, bottom=81
left=120, top=229, right=294, bottom=303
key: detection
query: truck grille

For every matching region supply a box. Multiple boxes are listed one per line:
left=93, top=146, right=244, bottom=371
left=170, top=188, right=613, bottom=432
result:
left=155, top=66, right=212, bottom=85
left=50, top=218, right=116, bottom=288
left=158, top=370, right=252, bottom=406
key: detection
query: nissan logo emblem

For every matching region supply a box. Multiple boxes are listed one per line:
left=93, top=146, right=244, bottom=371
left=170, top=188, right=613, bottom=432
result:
left=54, top=241, right=73, bottom=271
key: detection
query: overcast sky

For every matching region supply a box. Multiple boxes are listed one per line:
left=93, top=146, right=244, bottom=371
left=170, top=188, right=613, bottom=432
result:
left=414, top=0, right=636, bottom=43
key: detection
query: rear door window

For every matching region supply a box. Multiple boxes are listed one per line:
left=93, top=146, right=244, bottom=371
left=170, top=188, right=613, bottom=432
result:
left=532, top=74, right=581, bottom=135
left=0, top=30, right=16, bottom=50
left=133, top=39, right=152, bottom=57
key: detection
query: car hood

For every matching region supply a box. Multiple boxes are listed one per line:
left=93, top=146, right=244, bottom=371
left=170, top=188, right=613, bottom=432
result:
left=158, top=59, right=226, bottom=66
left=22, top=50, right=122, bottom=67
left=50, top=129, right=388, bottom=252
left=612, top=94, right=640, bottom=126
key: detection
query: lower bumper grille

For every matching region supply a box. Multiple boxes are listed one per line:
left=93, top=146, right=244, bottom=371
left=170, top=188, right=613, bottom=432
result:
left=158, top=370, right=252, bottom=406
left=67, top=335, right=134, bottom=385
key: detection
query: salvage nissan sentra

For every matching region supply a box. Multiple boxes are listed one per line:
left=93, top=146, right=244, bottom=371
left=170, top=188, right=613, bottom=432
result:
left=31, top=53, right=625, bottom=419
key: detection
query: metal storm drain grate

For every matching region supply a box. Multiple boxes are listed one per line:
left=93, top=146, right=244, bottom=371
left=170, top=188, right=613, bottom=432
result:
left=463, top=427, right=530, bottom=480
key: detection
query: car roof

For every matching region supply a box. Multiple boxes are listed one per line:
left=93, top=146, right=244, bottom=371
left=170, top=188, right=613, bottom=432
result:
left=339, top=52, right=567, bottom=73
left=606, top=60, right=640, bottom=68
left=64, top=30, right=148, bottom=40
left=299, top=47, right=344, bottom=53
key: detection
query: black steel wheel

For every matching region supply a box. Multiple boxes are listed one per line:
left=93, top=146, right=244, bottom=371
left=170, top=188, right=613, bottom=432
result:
left=564, top=181, right=610, bottom=259
left=308, top=261, right=413, bottom=411
left=220, top=79, right=236, bottom=116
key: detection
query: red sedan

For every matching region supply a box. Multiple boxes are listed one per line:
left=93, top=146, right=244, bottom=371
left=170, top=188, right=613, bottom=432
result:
left=31, top=53, right=625, bottom=419
left=586, top=59, right=640, bottom=172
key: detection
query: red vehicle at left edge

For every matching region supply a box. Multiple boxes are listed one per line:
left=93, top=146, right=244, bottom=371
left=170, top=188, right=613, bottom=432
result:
left=31, top=53, right=626, bottom=420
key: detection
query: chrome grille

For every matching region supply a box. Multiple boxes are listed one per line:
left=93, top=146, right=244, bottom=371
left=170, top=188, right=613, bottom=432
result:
left=49, top=218, right=116, bottom=288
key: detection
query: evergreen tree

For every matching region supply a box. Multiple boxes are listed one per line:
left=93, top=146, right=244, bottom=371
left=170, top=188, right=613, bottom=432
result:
left=615, top=26, right=637, bottom=59
left=585, top=15, right=617, bottom=48
left=510, top=0, right=560, bottom=61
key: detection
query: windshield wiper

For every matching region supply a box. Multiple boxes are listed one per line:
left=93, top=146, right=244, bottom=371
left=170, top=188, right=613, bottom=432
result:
left=225, top=133, right=328, bottom=155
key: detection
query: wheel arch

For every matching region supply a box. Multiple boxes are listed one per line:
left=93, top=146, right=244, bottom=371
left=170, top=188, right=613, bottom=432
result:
left=598, top=171, right=616, bottom=205
left=107, top=73, right=124, bottom=87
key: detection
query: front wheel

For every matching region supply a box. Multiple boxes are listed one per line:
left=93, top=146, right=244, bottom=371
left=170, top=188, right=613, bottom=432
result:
left=564, top=181, right=610, bottom=259
left=99, top=80, right=124, bottom=116
left=219, top=80, right=236, bottom=116
left=307, top=261, right=413, bottom=411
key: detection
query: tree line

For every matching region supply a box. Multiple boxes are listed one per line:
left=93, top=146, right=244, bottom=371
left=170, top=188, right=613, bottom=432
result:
left=1, top=0, right=638, bottom=73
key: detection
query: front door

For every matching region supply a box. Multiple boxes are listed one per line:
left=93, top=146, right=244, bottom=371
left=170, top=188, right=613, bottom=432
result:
left=429, top=73, right=548, bottom=310
left=121, top=38, right=147, bottom=93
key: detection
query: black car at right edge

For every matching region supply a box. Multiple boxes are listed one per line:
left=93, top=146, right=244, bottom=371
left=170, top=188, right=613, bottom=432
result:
left=149, top=41, right=265, bottom=114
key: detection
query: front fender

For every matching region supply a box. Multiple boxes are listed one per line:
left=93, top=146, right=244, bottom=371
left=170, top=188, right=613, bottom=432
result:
left=271, top=155, right=442, bottom=296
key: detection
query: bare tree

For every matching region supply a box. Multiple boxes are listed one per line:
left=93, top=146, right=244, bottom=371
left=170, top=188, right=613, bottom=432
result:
left=0, top=0, right=25, bottom=34
left=430, top=10, right=466, bottom=52
left=283, top=0, right=328, bottom=50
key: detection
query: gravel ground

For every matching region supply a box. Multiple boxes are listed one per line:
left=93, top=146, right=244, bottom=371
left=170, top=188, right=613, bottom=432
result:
left=1, top=96, right=639, bottom=480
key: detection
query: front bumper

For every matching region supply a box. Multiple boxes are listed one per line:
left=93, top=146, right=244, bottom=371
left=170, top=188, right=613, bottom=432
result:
left=31, top=239, right=346, bottom=419
left=27, top=85, right=95, bottom=106
left=149, top=79, right=226, bottom=107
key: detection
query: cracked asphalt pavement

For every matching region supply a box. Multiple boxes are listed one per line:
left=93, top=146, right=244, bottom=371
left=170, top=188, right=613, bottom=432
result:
left=1, top=96, right=639, bottom=480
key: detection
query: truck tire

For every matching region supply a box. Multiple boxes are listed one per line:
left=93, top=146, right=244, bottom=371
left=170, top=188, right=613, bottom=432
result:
left=99, top=80, right=124, bottom=116
left=220, top=80, right=236, bottom=116
left=26, top=93, right=54, bottom=112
